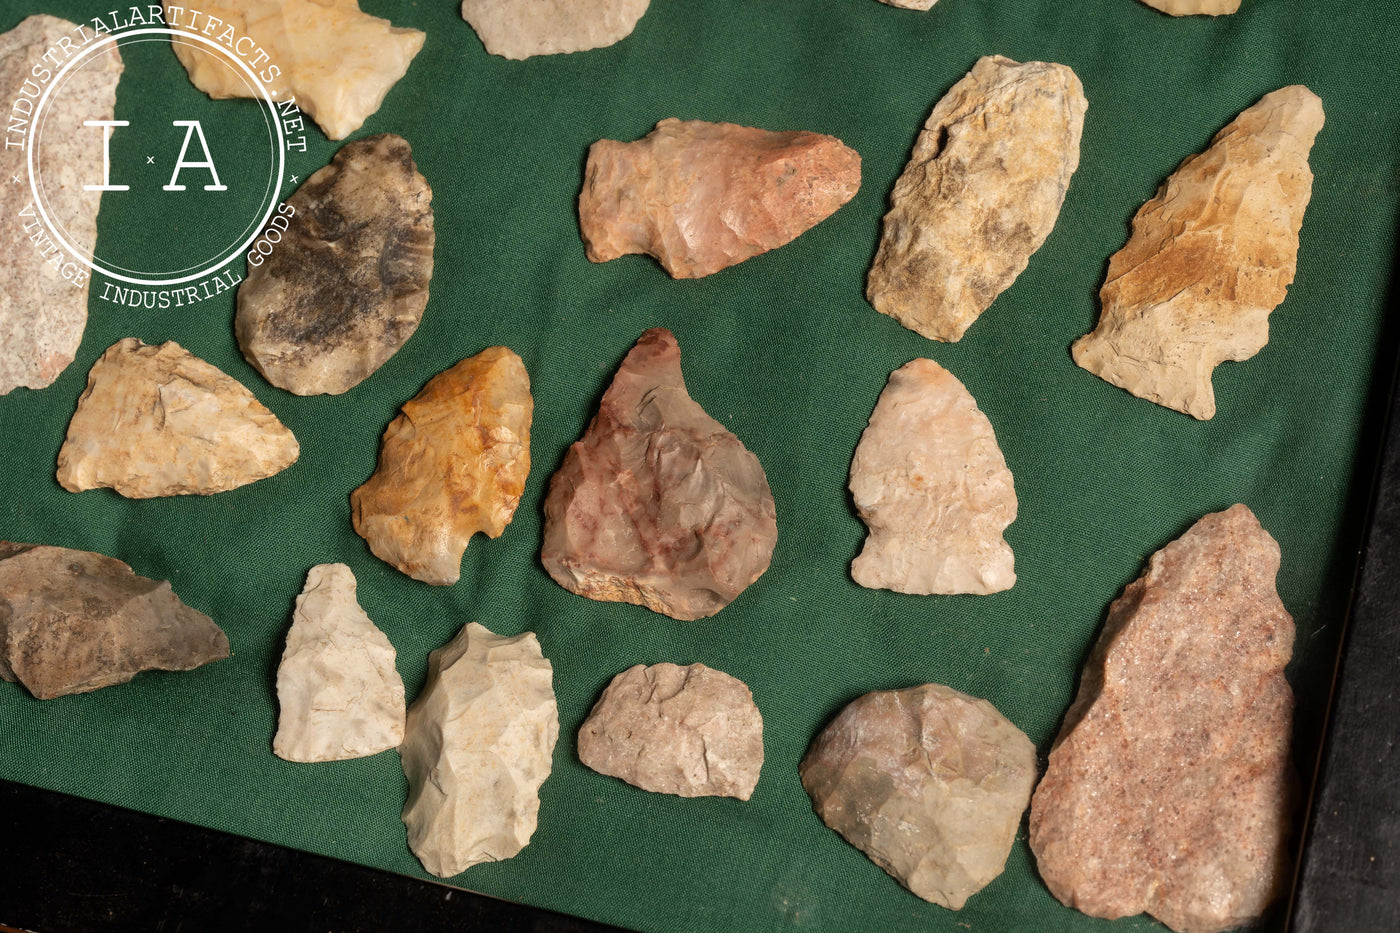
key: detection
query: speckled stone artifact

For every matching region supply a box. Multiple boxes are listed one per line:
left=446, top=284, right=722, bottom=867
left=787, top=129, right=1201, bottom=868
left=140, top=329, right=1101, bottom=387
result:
left=1140, top=0, right=1239, bottom=14
left=165, top=0, right=425, bottom=140
left=0, top=16, right=122, bottom=395
left=541, top=328, right=778, bottom=620
left=850, top=359, right=1016, bottom=595
left=273, top=564, right=405, bottom=763
left=400, top=622, right=558, bottom=878
left=0, top=543, right=229, bottom=700
left=1029, top=505, right=1295, bottom=933
left=237, top=134, right=435, bottom=396
left=801, top=684, right=1037, bottom=910
left=867, top=55, right=1086, bottom=342
left=578, top=663, right=763, bottom=800
left=56, top=339, right=299, bottom=498
left=461, top=0, right=651, bottom=59
left=1073, top=87, right=1324, bottom=420
left=351, top=347, right=532, bottom=586
left=580, top=119, right=861, bottom=279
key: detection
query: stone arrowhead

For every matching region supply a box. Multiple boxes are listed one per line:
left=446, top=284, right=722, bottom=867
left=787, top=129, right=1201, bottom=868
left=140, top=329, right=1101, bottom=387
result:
left=1140, top=0, right=1239, bottom=14
left=0, top=542, right=229, bottom=700
left=868, top=55, right=1087, bottom=342
left=237, top=134, right=435, bottom=396
left=351, top=347, right=532, bottom=586
left=1029, top=505, right=1295, bottom=933
left=850, top=359, right=1016, bottom=595
left=801, top=684, right=1037, bottom=910
left=165, top=1, right=425, bottom=140
left=580, top=119, right=861, bottom=279
left=273, top=564, right=405, bottom=763
left=56, top=339, right=299, bottom=498
left=1073, top=87, right=1323, bottom=420
left=462, top=0, right=652, bottom=59
left=879, top=0, right=938, bottom=9
left=541, top=328, right=778, bottom=620
left=579, top=663, right=763, bottom=800
left=0, top=16, right=122, bottom=396
left=400, top=622, right=558, bottom=878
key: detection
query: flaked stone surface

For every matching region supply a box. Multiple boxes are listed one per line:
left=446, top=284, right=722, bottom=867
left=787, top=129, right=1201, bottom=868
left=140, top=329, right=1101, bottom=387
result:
left=0, top=16, right=122, bottom=395
left=352, top=347, right=531, bottom=586
left=541, top=328, right=778, bottom=620
left=850, top=359, right=1016, bottom=595
left=580, top=119, right=861, bottom=279
left=579, top=663, right=763, bottom=800
left=273, top=564, right=405, bottom=763
left=1141, top=0, right=1240, bottom=14
left=1073, top=87, right=1323, bottom=420
left=879, top=0, right=938, bottom=9
left=56, top=339, right=299, bottom=498
left=462, top=0, right=651, bottom=59
left=165, top=0, right=425, bottom=140
left=801, top=684, right=1037, bottom=910
left=1029, top=505, right=1295, bottom=933
left=400, top=622, right=557, bottom=878
left=0, top=542, right=229, bottom=700
left=867, top=55, right=1086, bottom=342
left=237, top=134, right=435, bottom=396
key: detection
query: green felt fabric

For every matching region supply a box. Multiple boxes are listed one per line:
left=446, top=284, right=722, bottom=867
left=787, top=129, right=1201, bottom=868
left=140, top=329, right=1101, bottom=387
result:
left=1, top=0, right=1397, bottom=930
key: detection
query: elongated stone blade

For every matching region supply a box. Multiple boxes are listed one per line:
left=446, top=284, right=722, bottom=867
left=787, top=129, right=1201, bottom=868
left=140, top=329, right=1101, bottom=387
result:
left=1073, top=87, right=1324, bottom=419
left=867, top=55, right=1086, bottom=342
left=1028, top=505, right=1295, bottom=933
left=462, top=0, right=652, bottom=59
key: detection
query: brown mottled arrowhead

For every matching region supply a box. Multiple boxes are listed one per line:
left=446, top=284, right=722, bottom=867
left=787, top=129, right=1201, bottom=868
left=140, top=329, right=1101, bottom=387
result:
left=0, top=542, right=229, bottom=700
left=850, top=359, right=1016, bottom=595
left=1073, top=87, right=1323, bottom=420
left=1140, top=0, right=1239, bottom=15
left=0, top=16, right=122, bottom=395
left=237, top=134, right=434, bottom=396
left=462, top=0, right=652, bottom=59
left=801, top=684, right=1037, bottom=910
left=1029, top=505, right=1295, bottom=933
left=541, top=328, right=777, bottom=620
left=578, top=663, right=763, bottom=800
left=352, top=347, right=532, bottom=586
left=56, top=339, right=299, bottom=498
left=580, top=119, right=860, bottom=279
left=165, top=0, right=424, bottom=140
left=867, top=55, right=1086, bottom=342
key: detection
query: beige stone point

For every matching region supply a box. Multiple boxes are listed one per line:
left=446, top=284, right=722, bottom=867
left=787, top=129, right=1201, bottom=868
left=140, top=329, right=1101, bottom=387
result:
left=351, top=347, right=532, bottom=586
left=0, top=16, right=122, bottom=395
left=1140, top=0, right=1240, bottom=15
left=56, top=338, right=300, bottom=498
left=849, top=359, right=1016, bottom=595
left=1029, top=505, right=1295, bottom=933
left=578, top=663, right=764, bottom=800
left=0, top=542, right=229, bottom=700
left=800, top=684, right=1037, bottom=910
left=879, top=0, right=939, bottom=9
left=1073, top=87, right=1324, bottom=420
left=867, top=55, right=1087, bottom=342
left=273, top=564, right=405, bottom=763
left=399, top=622, right=558, bottom=878
left=461, top=0, right=652, bottom=60
left=164, top=1, right=425, bottom=140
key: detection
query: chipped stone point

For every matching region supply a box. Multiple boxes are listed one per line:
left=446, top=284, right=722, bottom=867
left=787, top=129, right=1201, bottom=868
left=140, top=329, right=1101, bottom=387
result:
left=579, top=663, right=764, bottom=800
left=801, top=684, right=1037, bottom=910
left=462, top=0, right=652, bottom=60
left=580, top=118, right=861, bottom=279
left=56, top=339, right=299, bottom=498
left=879, top=0, right=938, bottom=9
left=352, top=347, right=532, bottom=586
left=274, top=564, right=405, bottom=763
left=0, top=542, right=229, bottom=700
left=1140, top=0, right=1240, bottom=15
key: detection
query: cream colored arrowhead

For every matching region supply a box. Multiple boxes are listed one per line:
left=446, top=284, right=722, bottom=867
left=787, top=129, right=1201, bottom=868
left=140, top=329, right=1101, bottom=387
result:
left=164, top=1, right=425, bottom=140
left=400, top=622, right=558, bottom=878
left=461, top=0, right=652, bottom=60
left=1140, top=0, right=1240, bottom=15
left=850, top=359, right=1016, bottom=595
left=57, top=338, right=299, bottom=498
left=273, top=564, right=405, bottom=763
left=1073, top=87, right=1324, bottom=419
left=878, top=0, right=939, bottom=9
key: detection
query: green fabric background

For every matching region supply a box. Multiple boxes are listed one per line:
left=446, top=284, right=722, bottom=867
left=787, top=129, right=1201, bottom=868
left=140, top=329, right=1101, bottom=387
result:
left=1, top=0, right=1397, bottom=931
